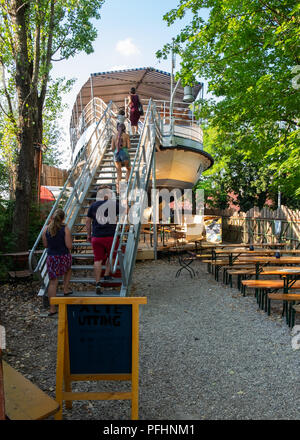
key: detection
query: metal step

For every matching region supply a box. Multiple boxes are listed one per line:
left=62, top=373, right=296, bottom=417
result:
left=71, top=253, right=94, bottom=258
left=71, top=265, right=117, bottom=270
left=97, top=170, right=118, bottom=174
left=71, top=253, right=124, bottom=258
left=93, top=176, right=115, bottom=180
left=88, top=188, right=116, bottom=194
left=71, top=265, right=95, bottom=269
left=95, top=169, right=138, bottom=176
left=96, top=171, right=130, bottom=175
left=71, top=265, right=121, bottom=270
left=104, top=152, right=136, bottom=158
left=65, top=278, right=122, bottom=284
left=56, top=291, right=121, bottom=297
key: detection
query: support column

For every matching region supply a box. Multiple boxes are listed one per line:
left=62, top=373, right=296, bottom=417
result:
left=152, top=146, right=157, bottom=260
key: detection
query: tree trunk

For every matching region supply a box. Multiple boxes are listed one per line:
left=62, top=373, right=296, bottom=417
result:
left=12, top=117, right=35, bottom=251
left=11, top=1, right=36, bottom=251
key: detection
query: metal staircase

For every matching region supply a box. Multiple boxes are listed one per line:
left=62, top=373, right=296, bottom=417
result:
left=29, top=98, right=161, bottom=298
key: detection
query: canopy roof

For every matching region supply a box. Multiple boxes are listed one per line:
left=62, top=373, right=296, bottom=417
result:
left=70, top=67, right=203, bottom=126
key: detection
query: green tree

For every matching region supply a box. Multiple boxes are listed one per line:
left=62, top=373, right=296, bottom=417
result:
left=196, top=126, right=274, bottom=211
left=0, top=0, right=105, bottom=250
left=0, top=75, right=74, bottom=196
left=158, top=0, right=300, bottom=209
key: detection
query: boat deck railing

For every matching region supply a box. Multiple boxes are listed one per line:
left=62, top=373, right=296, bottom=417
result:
left=125, top=98, right=203, bottom=145
left=70, top=96, right=203, bottom=153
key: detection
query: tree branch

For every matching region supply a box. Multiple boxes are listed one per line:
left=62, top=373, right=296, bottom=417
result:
left=39, top=0, right=55, bottom=105
left=50, top=26, right=71, bottom=58
left=32, top=5, right=41, bottom=88
left=0, top=6, right=17, bottom=57
left=256, top=0, right=292, bottom=25
left=0, top=58, right=16, bottom=122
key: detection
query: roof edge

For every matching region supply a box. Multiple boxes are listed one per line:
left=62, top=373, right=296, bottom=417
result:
left=90, top=66, right=171, bottom=77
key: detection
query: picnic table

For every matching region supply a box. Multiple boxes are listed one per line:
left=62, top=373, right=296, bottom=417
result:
left=214, top=249, right=300, bottom=266
left=194, top=241, right=287, bottom=250
left=146, top=223, right=184, bottom=247
left=238, top=256, right=300, bottom=302
left=240, top=267, right=300, bottom=327
left=0, top=250, right=44, bottom=281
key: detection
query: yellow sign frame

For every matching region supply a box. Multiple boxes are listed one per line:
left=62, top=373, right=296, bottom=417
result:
left=50, top=296, right=147, bottom=420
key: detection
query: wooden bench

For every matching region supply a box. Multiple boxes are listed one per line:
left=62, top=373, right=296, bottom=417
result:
left=8, top=270, right=33, bottom=283
left=228, top=266, right=289, bottom=290
left=241, top=280, right=300, bottom=289
left=267, top=293, right=300, bottom=327
left=226, top=268, right=255, bottom=289
left=201, top=259, right=230, bottom=276
left=209, top=260, right=255, bottom=281
left=191, top=253, right=212, bottom=259
left=2, top=360, right=59, bottom=420
left=221, top=264, right=257, bottom=285
left=241, top=279, right=300, bottom=323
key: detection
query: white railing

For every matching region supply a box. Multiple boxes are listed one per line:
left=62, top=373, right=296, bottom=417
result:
left=70, top=97, right=119, bottom=152
left=124, top=97, right=203, bottom=145
left=152, top=99, right=203, bottom=144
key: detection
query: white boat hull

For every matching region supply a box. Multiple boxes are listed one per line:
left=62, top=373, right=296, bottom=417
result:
left=152, top=146, right=212, bottom=189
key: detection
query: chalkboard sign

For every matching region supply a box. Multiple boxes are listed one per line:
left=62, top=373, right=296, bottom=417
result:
left=51, top=296, right=147, bottom=420
left=67, top=304, right=132, bottom=374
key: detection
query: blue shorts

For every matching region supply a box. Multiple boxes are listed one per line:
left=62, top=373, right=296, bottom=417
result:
left=114, top=148, right=131, bottom=166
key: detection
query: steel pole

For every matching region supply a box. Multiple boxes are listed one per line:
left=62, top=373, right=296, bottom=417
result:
left=152, top=134, right=158, bottom=260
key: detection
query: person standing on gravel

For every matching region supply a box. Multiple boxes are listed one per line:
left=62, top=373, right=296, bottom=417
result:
left=86, top=185, right=120, bottom=295
left=42, top=209, right=73, bottom=316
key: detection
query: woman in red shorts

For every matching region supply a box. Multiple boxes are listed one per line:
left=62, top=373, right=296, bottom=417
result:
left=85, top=185, right=119, bottom=295
left=42, top=209, right=73, bottom=316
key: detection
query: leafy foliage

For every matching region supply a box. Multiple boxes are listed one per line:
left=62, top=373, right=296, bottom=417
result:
left=0, top=199, right=52, bottom=279
left=0, top=0, right=105, bottom=249
left=158, top=0, right=300, bottom=209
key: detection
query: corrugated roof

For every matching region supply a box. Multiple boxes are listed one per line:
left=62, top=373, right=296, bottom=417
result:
left=70, top=67, right=203, bottom=129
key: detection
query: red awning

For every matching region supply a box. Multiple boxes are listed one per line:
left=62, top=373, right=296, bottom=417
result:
left=40, top=186, right=55, bottom=203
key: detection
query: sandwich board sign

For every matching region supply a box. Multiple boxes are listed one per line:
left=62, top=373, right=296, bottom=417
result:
left=50, top=296, right=147, bottom=420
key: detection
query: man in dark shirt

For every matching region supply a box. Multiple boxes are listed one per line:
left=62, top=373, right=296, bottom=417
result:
left=86, top=185, right=120, bottom=294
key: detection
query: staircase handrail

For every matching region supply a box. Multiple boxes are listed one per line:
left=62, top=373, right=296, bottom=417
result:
left=109, top=100, right=161, bottom=296
left=108, top=99, right=153, bottom=274
left=29, top=100, right=115, bottom=274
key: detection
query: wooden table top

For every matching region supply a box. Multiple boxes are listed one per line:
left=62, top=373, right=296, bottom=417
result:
left=0, top=252, right=29, bottom=257
left=215, top=249, right=300, bottom=255
left=194, top=242, right=288, bottom=249
left=0, top=249, right=43, bottom=257
left=238, top=256, right=300, bottom=264
left=266, top=268, right=300, bottom=275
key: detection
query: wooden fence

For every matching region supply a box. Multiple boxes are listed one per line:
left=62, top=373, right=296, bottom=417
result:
left=40, top=165, right=69, bottom=187
left=205, top=205, right=300, bottom=248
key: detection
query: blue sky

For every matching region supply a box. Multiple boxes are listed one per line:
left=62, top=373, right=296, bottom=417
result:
left=52, top=0, right=209, bottom=166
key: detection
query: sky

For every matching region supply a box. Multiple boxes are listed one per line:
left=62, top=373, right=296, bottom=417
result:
left=51, top=0, right=209, bottom=168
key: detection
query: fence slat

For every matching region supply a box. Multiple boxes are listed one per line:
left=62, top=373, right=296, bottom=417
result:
left=206, top=205, right=300, bottom=247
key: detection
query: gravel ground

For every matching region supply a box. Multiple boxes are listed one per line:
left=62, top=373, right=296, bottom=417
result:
left=0, top=257, right=300, bottom=420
